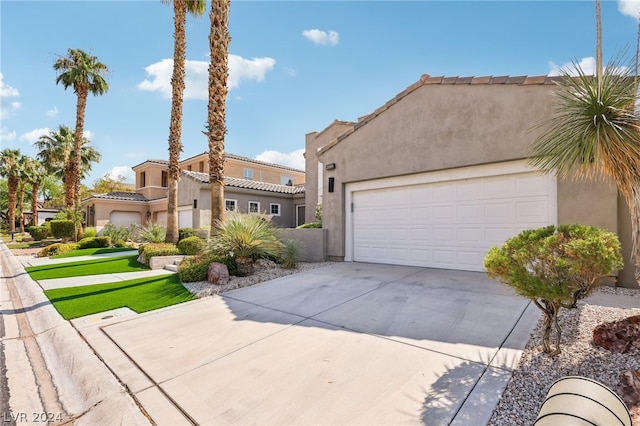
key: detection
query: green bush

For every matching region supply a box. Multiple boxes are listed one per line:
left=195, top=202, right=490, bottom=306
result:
left=484, top=224, right=623, bottom=356
left=29, top=224, right=51, bottom=241
left=178, top=228, right=197, bottom=241
left=77, top=236, right=112, bottom=249
left=296, top=222, right=321, bottom=229
left=280, top=239, right=303, bottom=269
left=178, top=252, right=237, bottom=282
left=49, top=220, right=75, bottom=240
left=37, top=242, right=78, bottom=258
left=140, top=243, right=180, bottom=259
left=102, top=223, right=136, bottom=243
left=177, top=236, right=206, bottom=255
left=140, top=222, right=166, bottom=243
left=81, top=227, right=97, bottom=239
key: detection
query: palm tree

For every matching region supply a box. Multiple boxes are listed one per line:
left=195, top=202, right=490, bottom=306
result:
left=53, top=48, right=109, bottom=209
left=0, top=149, right=22, bottom=233
left=15, top=154, right=29, bottom=233
left=207, top=0, right=231, bottom=232
left=163, top=0, right=206, bottom=244
left=22, top=157, right=46, bottom=227
left=35, top=125, right=101, bottom=189
left=529, top=0, right=640, bottom=280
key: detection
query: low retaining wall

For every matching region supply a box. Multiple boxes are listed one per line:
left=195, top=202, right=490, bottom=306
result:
left=278, top=228, right=327, bottom=262
left=148, top=255, right=186, bottom=270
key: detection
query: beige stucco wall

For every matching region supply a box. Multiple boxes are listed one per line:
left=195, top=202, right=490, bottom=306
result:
left=311, top=81, right=634, bottom=287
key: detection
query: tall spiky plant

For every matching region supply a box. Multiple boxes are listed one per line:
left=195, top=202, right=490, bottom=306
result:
left=529, top=0, right=640, bottom=281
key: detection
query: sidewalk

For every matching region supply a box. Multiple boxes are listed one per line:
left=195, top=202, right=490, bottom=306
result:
left=0, top=243, right=151, bottom=425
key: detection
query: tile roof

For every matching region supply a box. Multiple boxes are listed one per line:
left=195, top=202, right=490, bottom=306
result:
left=131, top=159, right=169, bottom=169
left=318, top=74, right=563, bottom=155
left=183, top=170, right=305, bottom=194
left=180, top=152, right=305, bottom=173
left=88, top=192, right=149, bottom=201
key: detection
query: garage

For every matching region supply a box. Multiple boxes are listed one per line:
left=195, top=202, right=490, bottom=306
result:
left=109, top=211, right=142, bottom=228
left=345, top=161, right=557, bottom=272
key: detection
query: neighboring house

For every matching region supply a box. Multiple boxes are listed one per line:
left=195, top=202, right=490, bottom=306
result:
left=84, top=152, right=305, bottom=232
left=305, top=74, right=636, bottom=288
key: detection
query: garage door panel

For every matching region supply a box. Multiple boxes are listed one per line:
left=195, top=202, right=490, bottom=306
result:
left=350, top=169, right=555, bottom=272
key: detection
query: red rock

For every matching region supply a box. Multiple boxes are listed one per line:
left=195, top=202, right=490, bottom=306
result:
left=592, top=315, right=640, bottom=354
left=208, top=262, right=229, bottom=286
left=617, top=370, right=640, bottom=424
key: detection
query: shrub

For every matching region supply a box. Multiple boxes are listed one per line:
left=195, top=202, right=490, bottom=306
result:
left=178, top=228, right=197, bottom=241
left=178, top=251, right=237, bottom=282
left=280, top=239, right=303, bottom=269
left=140, top=243, right=180, bottom=259
left=140, top=222, right=166, bottom=243
left=209, top=213, right=283, bottom=276
left=81, top=227, right=97, bottom=239
left=37, top=242, right=78, bottom=258
left=484, top=224, right=623, bottom=356
left=177, top=236, right=206, bottom=255
left=29, top=225, right=51, bottom=241
left=296, top=222, right=321, bottom=229
left=102, top=223, right=136, bottom=243
left=49, top=220, right=75, bottom=240
left=77, top=236, right=112, bottom=249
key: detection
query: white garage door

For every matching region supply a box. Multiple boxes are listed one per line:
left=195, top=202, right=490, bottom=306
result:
left=179, top=209, right=193, bottom=228
left=346, top=161, right=557, bottom=272
left=109, top=211, right=142, bottom=227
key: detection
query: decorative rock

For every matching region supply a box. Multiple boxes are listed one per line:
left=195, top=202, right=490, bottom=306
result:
left=592, top=314, right=640, bottom=354
left=208, top=262, right=229, bottom=286
left=617, top=370, right=640, bottom=425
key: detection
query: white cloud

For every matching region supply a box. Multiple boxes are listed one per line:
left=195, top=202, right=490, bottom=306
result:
left=0, top=127, right=17, bottom=141
left=255, top=148, right=305, bottom=171
left=618, top=0, right=640, bottom=19
left=0, top=73, right=21, bottom=119
left=83, top=130, right=94, bottom=140
left=302, top=29, right=339, bottom=46
left=20, top=127, right=51, bottom=143
left=106, top=166, right=135, bottom=183
left=46, top=106, right=58, bottom=118
left=548, top=57, right=596, bottom=76
left=138, top=55, right=276, bottom=100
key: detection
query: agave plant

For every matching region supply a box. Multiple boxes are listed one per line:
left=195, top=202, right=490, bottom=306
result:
left=209, top=213, right=283, bottom=276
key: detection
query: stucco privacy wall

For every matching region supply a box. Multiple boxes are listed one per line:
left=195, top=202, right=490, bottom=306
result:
left=314, top=76, right=634, bottom=287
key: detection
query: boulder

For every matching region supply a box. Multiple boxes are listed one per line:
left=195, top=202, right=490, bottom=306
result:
left=617, top=370, right=640, bottom=424
left=592, top=314, right=640, bottom=354
left=208, top=262, right=229, bottom=286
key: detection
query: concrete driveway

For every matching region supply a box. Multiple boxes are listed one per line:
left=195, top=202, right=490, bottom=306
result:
left=72, top=262, right=540, bottom=425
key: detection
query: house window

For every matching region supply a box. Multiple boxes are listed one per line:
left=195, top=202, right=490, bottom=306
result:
left=248, top=201, right=260, bottom=214
left=244, top=168, right=253, bottom=180
left=199, top=161, right=204, bottom=172
left=270, top=203, right=281, bottom=216
left=281, top=175, right=293, bottom=186
left=187, top=165, right=192, bottom=171
left=225, top=199, right=237, bottom=212
left=140, top=171, right=146, bottom=187
left=161, top=171, right=168, bottom=187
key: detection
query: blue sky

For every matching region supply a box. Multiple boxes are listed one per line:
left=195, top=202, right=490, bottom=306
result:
left=2, top=0, right=640, bottom=185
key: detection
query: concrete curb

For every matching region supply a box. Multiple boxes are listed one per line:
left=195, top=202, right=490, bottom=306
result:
left=1, top=243, right=150, bottom=425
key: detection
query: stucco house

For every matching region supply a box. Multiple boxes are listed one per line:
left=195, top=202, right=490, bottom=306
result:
left=305, top=74, right=636, bottom=288
left=84, top=152, right=306, bottom=231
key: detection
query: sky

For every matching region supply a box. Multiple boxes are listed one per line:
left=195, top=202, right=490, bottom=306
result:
left=2, top=0, right=640, bottom=186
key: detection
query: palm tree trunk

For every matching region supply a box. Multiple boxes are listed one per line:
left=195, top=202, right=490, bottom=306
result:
left=72, top=88, right=88, bottom=236
left=7, top=176, right=17, bottom=233
left=18, top=181, right=25, bottom=233
left=166, top=0, right=187, bottom=244
left=207, top=0, right=230, bottom=232
left=595, top=0, right=603, bottom=83
left=31, top=183, right=39, bottom=226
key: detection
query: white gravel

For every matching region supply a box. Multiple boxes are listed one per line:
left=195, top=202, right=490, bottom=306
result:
left=181, top=259, right=336, bottom=297
left=488, top=286, right=640, bottom=426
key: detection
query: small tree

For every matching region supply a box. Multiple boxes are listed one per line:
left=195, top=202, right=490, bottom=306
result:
left=484, top=224, right=623, bottom=356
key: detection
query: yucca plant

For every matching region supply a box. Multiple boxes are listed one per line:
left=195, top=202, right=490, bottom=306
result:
left=209, top=213, right=283, bottom=276
left=140, top=222, right=167, bottom=243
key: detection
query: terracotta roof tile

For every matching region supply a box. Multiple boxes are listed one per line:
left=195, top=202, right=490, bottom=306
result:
left=506, top=76, right=527, bottom=84
left=182, top=171, right=305, bottom=194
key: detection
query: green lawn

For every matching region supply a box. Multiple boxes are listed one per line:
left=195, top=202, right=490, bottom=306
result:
left=45, top=274, right=196, bottom=320
left=52, top=247, right=137, bottom=259
left=26, top=255, right=148, bottom=280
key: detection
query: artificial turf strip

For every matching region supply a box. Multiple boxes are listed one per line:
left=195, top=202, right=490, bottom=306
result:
left=52, top=247, right=137, bottom=259
left=44, top=274, right=197, bottom=320
left=26, top=255, right=149, bottom=280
